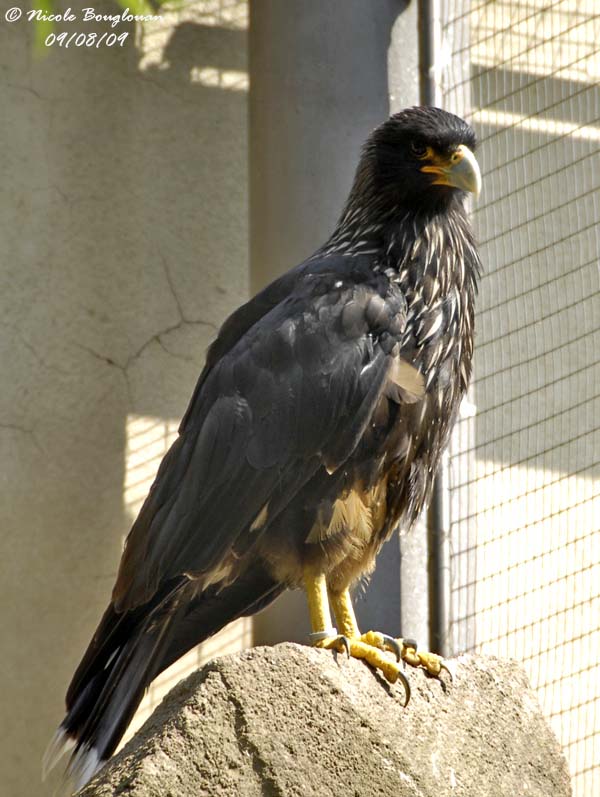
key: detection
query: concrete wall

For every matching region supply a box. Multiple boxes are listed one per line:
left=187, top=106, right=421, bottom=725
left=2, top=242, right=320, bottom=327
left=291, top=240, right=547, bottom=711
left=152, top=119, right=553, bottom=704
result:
left=0, top=2, right=249, bottom=794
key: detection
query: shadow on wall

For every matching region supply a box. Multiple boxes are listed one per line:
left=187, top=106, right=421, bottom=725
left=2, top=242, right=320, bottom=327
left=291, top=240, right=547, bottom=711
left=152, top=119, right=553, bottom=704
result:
left=0, top=7, right=247, bottom=797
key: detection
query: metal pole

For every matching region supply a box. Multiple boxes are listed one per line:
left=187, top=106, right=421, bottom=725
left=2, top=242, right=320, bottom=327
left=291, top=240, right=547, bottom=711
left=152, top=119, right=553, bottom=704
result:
left=427, top=459, right=451, bottom=657
left=419, top=0, right=452, bottom=657
left=419, top=0, right=437, bottom=106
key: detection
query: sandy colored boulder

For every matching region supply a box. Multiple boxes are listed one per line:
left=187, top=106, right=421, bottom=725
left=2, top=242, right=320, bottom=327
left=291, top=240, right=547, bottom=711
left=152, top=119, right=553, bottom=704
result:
left=79, top=642, right=571, bottom=797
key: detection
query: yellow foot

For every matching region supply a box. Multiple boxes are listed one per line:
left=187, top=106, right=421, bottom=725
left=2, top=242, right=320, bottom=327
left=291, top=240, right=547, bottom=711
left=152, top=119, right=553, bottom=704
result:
left=359, top=631, right=451, bottom=679
left=312, top=632, right=411, bottom=703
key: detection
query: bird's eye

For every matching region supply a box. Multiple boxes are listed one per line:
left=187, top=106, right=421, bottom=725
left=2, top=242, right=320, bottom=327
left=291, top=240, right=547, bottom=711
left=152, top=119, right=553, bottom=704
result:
left=411, top=142, right=429, bottom=159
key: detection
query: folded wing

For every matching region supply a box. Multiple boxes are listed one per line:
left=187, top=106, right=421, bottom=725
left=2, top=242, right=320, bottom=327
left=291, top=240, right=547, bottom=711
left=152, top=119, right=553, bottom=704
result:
left=112, top=257, right=423, bottom=610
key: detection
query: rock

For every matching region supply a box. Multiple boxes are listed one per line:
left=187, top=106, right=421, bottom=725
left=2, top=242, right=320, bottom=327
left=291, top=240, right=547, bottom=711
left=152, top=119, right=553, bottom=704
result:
left=79, top=642, right=572, bottom=797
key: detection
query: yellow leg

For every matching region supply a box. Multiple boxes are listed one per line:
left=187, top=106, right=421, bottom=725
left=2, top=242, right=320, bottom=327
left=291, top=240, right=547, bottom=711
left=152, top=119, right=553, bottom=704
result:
left=303, top=571, right=404, bottom=688
left=328, top=587, right=360, bottom=637
left=303, top=568, right=336, bottom=639
left=329, top=588, right=394, bottom=652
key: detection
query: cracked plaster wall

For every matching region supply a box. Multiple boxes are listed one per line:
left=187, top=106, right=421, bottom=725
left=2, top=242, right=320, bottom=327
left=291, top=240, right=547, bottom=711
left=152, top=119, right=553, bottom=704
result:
left=0, top=3, right=248, bottom=795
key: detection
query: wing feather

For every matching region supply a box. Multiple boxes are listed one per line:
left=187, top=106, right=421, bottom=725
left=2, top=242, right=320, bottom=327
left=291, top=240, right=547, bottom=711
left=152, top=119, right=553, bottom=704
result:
left=113, top=256, right=422, bottom=610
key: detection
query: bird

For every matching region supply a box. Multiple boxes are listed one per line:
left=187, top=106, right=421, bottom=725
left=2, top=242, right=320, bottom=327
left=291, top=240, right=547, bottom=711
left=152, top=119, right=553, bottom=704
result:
left=45, top=106, right=482, bottom=790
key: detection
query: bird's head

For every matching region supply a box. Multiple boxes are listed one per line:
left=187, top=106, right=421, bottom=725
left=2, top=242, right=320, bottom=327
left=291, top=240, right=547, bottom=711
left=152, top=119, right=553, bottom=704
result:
left=358, top=106, right=481, bottom=215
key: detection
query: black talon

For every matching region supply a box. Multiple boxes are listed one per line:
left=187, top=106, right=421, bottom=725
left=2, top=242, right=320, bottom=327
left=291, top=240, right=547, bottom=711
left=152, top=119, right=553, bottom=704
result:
left=338, top=636, right=351, bottom=659
left=381, top=634, right=402, bottom=662
left=440, top=661, right=453, bottom=682
left=397, top=669, right=411, bottom=707
left=402, top=637, right=418, bottom=651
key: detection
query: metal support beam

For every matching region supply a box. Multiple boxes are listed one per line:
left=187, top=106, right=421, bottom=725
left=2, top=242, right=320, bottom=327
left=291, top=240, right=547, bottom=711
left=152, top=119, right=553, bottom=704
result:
left=419, top=0, right=452, bottom=657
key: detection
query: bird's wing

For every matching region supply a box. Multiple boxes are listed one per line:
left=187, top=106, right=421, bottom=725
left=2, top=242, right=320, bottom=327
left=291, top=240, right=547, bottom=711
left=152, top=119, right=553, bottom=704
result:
left=179, top=257, right=317, bottom=432
left=112, top=257, right=424, bottom=610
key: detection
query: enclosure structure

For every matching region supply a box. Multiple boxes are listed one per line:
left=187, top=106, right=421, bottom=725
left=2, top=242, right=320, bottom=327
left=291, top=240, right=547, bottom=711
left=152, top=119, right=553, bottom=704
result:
left=1, top=2, right=598, bottom=796
left=439, top=3, right=600, bottom=794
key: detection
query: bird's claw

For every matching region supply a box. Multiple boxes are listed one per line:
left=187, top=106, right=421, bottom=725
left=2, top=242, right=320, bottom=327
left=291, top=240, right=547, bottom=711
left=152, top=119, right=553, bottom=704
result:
left=362, top=631, right=451, bottom=683
left=400, top=639, right=450, bottom=680
left=402, top=637, right=418, bottom=651
left=338, top=635, right=351, bottom=659
left=310, top=633, right=350, bottom=659
left=309, top=629, right=447, bottom=704
left=439, top=660, right=454, bottom=682
left=310, top=632, right=409, bottom=698
left=381, top=634, right=402, bottom=662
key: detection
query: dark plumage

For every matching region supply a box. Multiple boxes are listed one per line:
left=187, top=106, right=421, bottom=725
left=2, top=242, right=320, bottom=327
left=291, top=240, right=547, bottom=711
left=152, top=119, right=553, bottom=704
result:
left=46, top=106, right=482, bottom=789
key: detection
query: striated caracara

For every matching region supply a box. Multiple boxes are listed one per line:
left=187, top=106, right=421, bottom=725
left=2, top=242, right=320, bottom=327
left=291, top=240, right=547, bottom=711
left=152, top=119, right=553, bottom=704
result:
left=45, top=106, right=482, bottom=790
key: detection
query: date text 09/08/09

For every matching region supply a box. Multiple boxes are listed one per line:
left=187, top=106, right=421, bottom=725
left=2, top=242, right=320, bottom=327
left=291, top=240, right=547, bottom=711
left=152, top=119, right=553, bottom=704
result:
left=45, top=31, right=129, bottom=48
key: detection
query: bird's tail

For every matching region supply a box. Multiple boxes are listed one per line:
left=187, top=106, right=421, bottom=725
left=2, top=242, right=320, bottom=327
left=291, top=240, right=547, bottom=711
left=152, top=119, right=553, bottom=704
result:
left=44, top=568, right=283, bottom=791
left=43, top=584, right=184, bottom=791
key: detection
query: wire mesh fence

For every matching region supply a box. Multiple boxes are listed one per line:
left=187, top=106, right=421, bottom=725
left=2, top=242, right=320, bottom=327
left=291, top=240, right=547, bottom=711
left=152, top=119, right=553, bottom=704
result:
left=439, top=1, right=600, bottom=794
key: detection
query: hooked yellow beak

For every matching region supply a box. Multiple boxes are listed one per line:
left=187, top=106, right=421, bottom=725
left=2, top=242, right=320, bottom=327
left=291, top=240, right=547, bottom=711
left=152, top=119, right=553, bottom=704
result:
left=420, top=144, right=482, bottom=198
